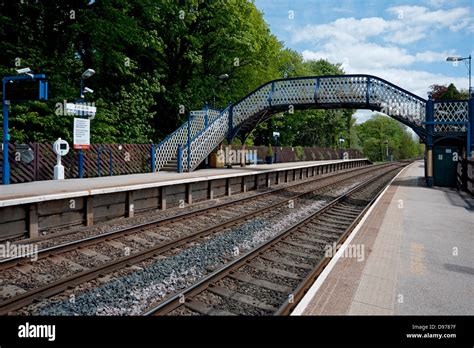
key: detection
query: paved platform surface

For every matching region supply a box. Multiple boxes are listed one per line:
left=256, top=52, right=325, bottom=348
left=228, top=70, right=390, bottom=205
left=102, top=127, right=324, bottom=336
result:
left=0, top=159, right=362, bottom=206
left=293, top=161, right=474, bottom=315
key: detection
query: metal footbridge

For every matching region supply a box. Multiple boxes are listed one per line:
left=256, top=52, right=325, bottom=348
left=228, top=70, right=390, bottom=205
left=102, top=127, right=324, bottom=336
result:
left=153, top=74, right=473, bottom=174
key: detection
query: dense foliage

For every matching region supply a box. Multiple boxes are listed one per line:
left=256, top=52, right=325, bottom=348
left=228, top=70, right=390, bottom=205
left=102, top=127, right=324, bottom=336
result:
left=0, top=0, right=424, bottom=161
left=354, top=114, right=424, bottom=162
left=429, top=83, right=469, bottom=100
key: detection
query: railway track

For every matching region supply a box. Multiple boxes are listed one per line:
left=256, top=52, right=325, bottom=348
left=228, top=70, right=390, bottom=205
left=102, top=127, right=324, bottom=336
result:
left=2, top=164, right=380, bottom=261
left=144, top=163, right=405, bottom=316
left=0, top=162, right=399, bottom=315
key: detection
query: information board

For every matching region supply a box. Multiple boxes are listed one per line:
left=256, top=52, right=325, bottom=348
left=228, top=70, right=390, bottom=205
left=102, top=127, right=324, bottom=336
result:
left=73, top=118, right=90, bottom=150
left=5, top=79, right=48, bottom=101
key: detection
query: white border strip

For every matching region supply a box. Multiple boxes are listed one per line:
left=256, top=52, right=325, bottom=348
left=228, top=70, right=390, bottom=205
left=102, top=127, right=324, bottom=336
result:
left=290, top=161, right=415, bottom=315
left=0, top=159, right=368, bottom=207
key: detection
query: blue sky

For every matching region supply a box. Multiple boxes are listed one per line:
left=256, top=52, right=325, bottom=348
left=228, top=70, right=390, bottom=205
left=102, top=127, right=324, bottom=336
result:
left=254, top=0, right=473, bottom=121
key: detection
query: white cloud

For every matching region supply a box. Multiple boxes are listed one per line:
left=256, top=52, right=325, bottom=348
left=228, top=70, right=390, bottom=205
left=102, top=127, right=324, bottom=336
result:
left=387, top=5, right=428, bottom=20
left=384, top=26, right=427, bottom=44
left=353, top=109, right=375, bottom=124
left=302, top=43, right=452, bottom=70
left=293, top=17, right=394, bottom=45
left=385, top=6, right=472, bottom=43
left=303, top=43, right=413, bottom=69
left=359, top=67, right=467, bottom=98
left=303, top=45, right=468, bottom=97
left=291, top=4, right=470, bottom=99
left=414, top=50, right=452, bottom=62
left=292, top=6, right=472, bottom=46
left=387, top=6, right=469, bottom=26
left=427, top=0, right=449, bottom=8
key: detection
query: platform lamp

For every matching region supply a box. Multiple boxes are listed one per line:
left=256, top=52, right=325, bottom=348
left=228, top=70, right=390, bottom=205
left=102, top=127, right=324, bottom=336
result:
left=273, top=131, right=280, bottom=163
left=446, top=55, right=471, bottom=94
left=338, top=135, right=344, bottom=159
left=213, top=73, right=229, bottom=109
left=78, top=68, right=95, bottom=178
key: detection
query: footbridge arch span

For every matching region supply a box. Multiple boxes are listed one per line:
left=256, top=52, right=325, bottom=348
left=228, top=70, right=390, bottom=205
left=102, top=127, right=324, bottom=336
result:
left=228, top=74, right=428, bottom=142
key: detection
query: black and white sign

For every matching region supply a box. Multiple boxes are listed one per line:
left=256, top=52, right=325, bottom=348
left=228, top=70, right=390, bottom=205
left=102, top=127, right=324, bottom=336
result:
left=66, top=103, right=96, bottom=117
left=73, top=118, right=90, bottom=150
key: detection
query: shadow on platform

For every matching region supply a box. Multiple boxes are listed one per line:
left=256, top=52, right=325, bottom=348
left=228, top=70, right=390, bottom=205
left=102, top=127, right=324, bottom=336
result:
left=442, top=190, right=474, bottom=211
left=389, top=176, right=424, bottom=187
left=444, top=263, right=474, bottom=276
left=390, top=175, right=473, bottom=210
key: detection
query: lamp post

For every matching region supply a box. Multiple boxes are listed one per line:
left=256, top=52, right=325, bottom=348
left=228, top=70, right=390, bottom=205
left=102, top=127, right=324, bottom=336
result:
left=77, top=69, right=95, bottom=178
left=213, top=73, right=229, bottom=109
left=446, top=55, right=471, bottom=94
left=338, top=135, right=344, bottom=159
left=273, top=131, right=280, bottom=163
left=2, top=79, right=9, bottom=185
left=80, top=68, right=95, bottom=99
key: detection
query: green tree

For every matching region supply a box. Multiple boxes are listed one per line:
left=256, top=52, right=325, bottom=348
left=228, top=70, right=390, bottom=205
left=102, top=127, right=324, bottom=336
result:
left=0, top=0, right=164, bottom=143
left=355, top=114, right=423, bottom=162
left=429, top=83, right=468, bottom=100
left=0, top=0, right=285, bottom=144
left=0, top=0, right=368, bottom=153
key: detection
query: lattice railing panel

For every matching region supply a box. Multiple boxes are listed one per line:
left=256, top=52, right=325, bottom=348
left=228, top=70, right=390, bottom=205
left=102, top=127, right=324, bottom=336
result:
left=189, top=112, right=204, bottom=138
left=434, top=101, right=469, bottom=132
left=369, top=79, right=426, bottom=126
left=318, top=76, right=367, bottom=104
left=154, top=108, right=219, bottom=171
left=154, top=125, right=186, bottom=171
left=233, top=84, right=272, bottom=125
left=207, top=109, right=221, bottom=124
left=181, top=110, right=230, bottom=171
left=272, top=78, right=318, bottom=105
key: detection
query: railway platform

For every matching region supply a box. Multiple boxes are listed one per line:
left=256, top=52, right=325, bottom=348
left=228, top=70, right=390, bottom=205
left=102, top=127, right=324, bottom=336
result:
left=0, top=158, right=370, bottom=241
left=292, top=160, right=474, bottom=315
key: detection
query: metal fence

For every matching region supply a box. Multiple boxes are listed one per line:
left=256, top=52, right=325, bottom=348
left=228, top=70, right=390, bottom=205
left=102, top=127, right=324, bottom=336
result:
left=0, top=143, right=153, bottom=184
left=459, top=159, right=474, bottom=194
left=0, top=141, right=365, bottom=184
left=223, top=145, right=363, bottom=164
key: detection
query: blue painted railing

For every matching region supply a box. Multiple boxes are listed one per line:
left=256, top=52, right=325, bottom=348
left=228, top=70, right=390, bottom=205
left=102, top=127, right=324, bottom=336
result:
left=97, top=147, right=113, bottom=176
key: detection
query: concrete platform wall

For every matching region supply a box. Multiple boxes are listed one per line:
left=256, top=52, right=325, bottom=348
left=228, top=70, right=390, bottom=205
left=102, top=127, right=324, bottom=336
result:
left=0, top=159, right=370, bottom=241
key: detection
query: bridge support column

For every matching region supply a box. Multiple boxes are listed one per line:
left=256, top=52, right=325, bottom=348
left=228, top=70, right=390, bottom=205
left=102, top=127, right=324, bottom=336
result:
left=426, top=145, right=434, bottom=187
left=469, top=93, right=474, bottom=158
left=177, top=145, right=183, bottom=173
left=426, top=95, right=434, bottom=187
left=227, top=104, right=234, bottom=144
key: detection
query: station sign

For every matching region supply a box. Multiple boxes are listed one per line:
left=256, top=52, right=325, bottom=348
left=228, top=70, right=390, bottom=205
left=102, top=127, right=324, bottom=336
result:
left=4, top=79, right=48, bottom=101
left=66, top=103, right=96, bottom=117
left=73, top=118, right=90, bottom=150
left=15, top=144, right=34, bottom=164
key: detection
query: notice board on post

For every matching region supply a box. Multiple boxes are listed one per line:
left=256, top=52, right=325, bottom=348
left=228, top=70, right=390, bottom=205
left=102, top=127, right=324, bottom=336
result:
left=73, top=118, right=90, bottom=150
